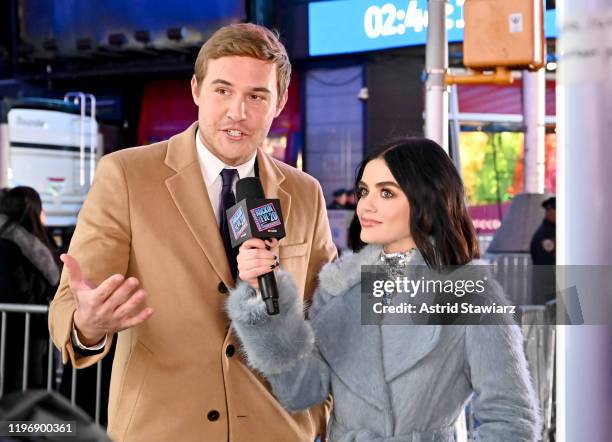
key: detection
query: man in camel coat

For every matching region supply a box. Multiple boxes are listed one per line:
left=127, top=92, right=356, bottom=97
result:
left=49, top=23, right=336, bottom=442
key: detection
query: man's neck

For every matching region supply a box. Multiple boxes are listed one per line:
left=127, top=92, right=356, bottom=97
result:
left=196, top=129, right=257, bottom=167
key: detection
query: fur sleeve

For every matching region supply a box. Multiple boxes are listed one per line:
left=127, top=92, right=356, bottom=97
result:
left=227, top=271, right=332, bottom=412
left=226, top=270, right=315, bottom=375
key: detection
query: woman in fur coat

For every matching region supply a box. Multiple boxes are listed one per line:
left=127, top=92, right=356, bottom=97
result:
left=227, top=138, right=541, bottom=441
left=0, top=186, right=60, bottom=393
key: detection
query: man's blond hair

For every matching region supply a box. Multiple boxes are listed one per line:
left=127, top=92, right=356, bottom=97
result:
left=194, top=23, right=291, bottom=102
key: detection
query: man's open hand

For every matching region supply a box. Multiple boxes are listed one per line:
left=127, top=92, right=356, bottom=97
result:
left=61, top=254, right=154, bottom=347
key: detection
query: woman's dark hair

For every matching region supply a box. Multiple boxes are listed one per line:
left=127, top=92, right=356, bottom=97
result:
left=0, top=186, right=58, bottom=256
left=349, top=138, right=480, bottom=267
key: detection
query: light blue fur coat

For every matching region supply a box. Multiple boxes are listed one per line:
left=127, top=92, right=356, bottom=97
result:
left=227, top=245, right=541, bottom=442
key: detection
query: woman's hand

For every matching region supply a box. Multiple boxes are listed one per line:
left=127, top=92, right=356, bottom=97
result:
left=237, top=238, right=280, bottom=290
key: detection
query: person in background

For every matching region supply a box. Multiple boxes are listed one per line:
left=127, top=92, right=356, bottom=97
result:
left=344, top=189, right=357, bottom=210
left=0, top=186, right=60, bottom=393
left=327, top=188, right=347, bottom=210
left=530, top=196, right=556, bottom=304
left=0, top=188, right=9, bottom=201
left=530, top=197, right=556, bottom=266
left=228, top=138, right=541, bottom=441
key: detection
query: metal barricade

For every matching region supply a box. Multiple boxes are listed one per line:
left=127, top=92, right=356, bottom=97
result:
left=519, top=303, right=556, bottom=441
left=477, top=234, right=494, bottom=256
left=487, top=253, right=534, bottom=305
left=0, top=303, right=104, bottom=424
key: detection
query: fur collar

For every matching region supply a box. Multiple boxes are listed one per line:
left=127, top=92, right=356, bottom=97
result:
left=0, top=214, right=59, bottom=285
left=317, top=244, right=488, bottom=298
left=318, top=245, right=381, bottom=297
left=318, top=244, right=427, bottom=297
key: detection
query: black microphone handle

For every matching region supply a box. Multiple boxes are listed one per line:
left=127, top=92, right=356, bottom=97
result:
left=258, top=271, right=280, bottom=315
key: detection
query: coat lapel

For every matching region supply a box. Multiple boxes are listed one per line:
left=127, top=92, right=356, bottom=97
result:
left=256, top=149, right=291, bottom=226
left=164, top=123, right=233, bottom=288
left=312, top=246, right=389, bottom=411
left=312, top=245, right=445, bottom=407
left=381, top=323, right=441, bottom=383
left=314, top=288, right=389, bottom=411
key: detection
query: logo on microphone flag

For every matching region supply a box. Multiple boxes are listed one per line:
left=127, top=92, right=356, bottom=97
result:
left=230, top=206, right=249, bottom=240
left=250, top=203, right=281, bottom=232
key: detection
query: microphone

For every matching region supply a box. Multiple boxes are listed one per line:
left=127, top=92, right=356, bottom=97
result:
left=226, top=177, right=285, bottom=315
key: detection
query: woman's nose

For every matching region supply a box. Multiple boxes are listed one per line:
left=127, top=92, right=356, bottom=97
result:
left=358, top=195, right=376, bottom=213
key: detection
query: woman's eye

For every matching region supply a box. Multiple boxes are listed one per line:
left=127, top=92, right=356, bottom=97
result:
left=357, top=188, right=368, bottom=198
left=381, top=189, right=394, bottom=198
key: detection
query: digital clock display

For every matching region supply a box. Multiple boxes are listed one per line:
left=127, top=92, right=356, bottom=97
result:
left=309, top=0, right=557, bottom=56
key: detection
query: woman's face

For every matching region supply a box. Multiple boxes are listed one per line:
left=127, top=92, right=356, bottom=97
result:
left=356, top=158, right=416, bottom=253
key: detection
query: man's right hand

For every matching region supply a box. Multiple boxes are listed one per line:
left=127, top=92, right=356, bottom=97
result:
left=61, top=254, right=154, bottom=347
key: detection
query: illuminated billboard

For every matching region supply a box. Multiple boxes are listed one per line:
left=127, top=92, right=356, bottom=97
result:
left=309, top=0, right=557, bottom=56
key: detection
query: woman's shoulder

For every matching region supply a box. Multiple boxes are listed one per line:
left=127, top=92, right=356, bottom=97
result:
left=318, top=244, right=382, bottom=295
left=0, top=231, right=59, bottom=293
left=0, top=237, right=23, bottom=259
left=0, top=238, right=29, bottom=300
left=310, top=244, right=382, bottom=317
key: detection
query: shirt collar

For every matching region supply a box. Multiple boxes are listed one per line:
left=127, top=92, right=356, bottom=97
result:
left=195, top=129, right=257, bottom=187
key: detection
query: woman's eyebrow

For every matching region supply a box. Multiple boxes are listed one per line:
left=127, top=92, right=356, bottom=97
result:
left=374, top=181, right=400, bottom=188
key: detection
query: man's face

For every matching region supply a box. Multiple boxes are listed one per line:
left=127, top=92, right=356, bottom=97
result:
left=191, top=56, right=288, bottom=166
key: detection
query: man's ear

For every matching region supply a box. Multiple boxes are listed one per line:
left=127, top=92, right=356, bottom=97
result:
left=274, top=90, right=289, bottom=117
left=190, top=75, right=201, bottom=106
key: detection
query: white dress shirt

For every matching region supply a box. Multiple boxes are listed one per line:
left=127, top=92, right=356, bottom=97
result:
left=73, top=129, right=257, bottom=350
left=195, top=129, right=257, bottom=225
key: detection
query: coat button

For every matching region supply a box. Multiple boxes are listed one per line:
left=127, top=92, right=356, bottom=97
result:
left=225, top=345, right=235, bottom=357
left=207, top=410, right=220, bottom=421
left=217, top=282, right=228, bottom=294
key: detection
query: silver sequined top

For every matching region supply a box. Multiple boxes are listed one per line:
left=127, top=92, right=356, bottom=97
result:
left=379, top=248, right=418, bottom=305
